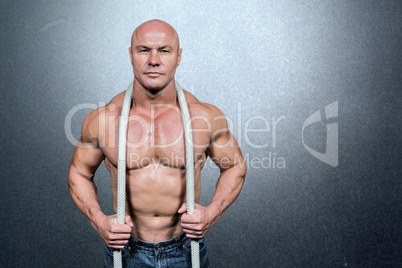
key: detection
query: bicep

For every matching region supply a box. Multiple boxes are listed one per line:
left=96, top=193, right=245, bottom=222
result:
left=207, top=121, right=244, bottom=172
left=70, top=140, right=105, bottom=179
left=70, top=108, right=105, bottom=180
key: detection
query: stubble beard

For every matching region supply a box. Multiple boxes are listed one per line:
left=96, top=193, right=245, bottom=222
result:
left=138, top=75, right=173, bottom=94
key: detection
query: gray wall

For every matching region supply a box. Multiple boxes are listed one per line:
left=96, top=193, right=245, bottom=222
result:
left=1, top=1, right=400, bottom=267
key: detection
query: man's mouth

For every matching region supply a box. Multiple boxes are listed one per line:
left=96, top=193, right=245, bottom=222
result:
left=145, top=72, right=163, bottom=77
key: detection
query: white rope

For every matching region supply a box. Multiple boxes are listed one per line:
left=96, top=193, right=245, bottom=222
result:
left=114, top=81, right=133, bottom=268
left=175, top=81, right=200, bottom=268
left=114, top=81, right=199, bottom=268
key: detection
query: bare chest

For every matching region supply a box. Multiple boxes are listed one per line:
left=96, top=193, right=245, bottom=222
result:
left=102, top=109, right=210, bottom=169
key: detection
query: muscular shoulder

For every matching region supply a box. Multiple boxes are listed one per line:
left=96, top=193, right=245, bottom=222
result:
left=81, top=91, right=126, bottom=145
left=184, top=90, right=228, bottom=137
left=184, top=90, right=224, bottom=120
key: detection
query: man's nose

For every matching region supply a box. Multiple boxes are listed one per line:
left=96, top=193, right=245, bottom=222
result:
left=148, top=51, right=160, bottom=66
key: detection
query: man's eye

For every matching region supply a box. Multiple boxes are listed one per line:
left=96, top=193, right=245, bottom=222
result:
left=139, top=49, right=149, bottom=53
left=160, top=50, right=169, bottom=53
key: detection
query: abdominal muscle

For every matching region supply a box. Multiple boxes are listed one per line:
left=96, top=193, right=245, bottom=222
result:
left=105, top=158, right=191, bottom=243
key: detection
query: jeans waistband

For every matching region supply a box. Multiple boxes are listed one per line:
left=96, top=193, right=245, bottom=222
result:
left=129, top=232, right=188, bottom=253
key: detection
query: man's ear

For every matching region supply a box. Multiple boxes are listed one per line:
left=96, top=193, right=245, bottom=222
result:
left=129, top=47, right=133, bottom=66
left=176, top=48, right=182, bottom=67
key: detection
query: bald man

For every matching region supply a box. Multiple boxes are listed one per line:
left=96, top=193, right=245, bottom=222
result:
left=68, top=19, right=246, bottom=267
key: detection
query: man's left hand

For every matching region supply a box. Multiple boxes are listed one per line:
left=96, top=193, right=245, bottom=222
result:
left=178, top=203, right=220, bottom=239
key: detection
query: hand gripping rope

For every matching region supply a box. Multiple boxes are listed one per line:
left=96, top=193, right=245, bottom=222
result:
left=113, top=81, right=199, bottom=268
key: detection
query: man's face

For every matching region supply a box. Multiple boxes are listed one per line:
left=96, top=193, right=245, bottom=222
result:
left=129, top=26, right=182, bottom=91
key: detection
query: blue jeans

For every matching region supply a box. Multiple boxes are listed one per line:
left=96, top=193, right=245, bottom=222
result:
left=104, top=233, right=209, bottom=267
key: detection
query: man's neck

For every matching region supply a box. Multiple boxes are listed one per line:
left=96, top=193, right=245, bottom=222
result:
left=131, top=79, right=178, bottom=111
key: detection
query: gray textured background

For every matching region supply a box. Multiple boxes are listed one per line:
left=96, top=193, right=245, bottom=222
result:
left=1, top=1, right=401, bottom=267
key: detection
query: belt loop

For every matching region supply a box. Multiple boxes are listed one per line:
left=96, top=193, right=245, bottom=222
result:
left=176, top=233, right=184, bottom=249
left=131, top=236, right=137, bottom=254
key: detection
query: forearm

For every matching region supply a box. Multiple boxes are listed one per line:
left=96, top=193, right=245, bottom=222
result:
left=208, top=164, right=246, bottom=220
left=68, top=169, right=105, bottom=229
left=69, top=168, right=134, bottom=248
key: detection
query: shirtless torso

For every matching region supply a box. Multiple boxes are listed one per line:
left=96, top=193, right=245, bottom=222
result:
left=98, top=90, right=218, bottom=242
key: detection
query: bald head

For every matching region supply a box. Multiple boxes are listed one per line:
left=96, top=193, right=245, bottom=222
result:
left=131, top=19, right=180, bottom=52
left=128, top=19, right=182, bottom=92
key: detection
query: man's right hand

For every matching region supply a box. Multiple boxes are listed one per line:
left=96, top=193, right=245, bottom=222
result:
left=95, top=214, right=133, bottom=249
